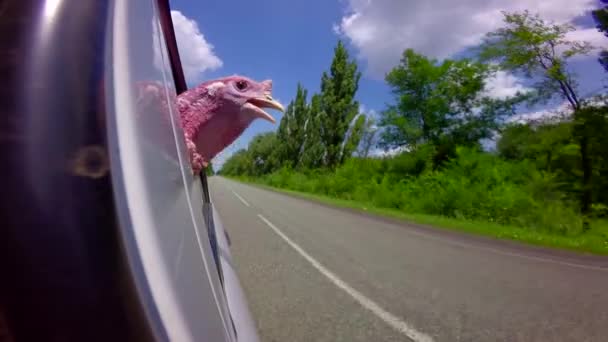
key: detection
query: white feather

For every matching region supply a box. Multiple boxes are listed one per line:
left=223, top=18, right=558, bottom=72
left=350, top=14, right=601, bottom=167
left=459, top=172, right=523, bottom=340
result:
left=206, top=82, right=225, bottom=96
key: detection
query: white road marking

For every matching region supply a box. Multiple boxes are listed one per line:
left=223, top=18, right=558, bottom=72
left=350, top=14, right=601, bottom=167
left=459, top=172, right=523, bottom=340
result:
left=231, top=190, right=250, bottom=207
left=257, top=214, right=434, bottom=342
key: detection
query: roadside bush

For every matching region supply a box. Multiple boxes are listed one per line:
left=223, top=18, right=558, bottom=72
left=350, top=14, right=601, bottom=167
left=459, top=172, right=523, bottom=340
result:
left=248, top=147, right=587, bottom=235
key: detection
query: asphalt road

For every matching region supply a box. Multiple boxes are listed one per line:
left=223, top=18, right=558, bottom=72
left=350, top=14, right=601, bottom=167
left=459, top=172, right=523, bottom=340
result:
left=209, top=177, right=608, bottom=342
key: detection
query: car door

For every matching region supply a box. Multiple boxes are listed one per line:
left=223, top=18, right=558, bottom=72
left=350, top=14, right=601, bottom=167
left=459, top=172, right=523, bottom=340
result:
left=0, top=0, right=258, bottom=341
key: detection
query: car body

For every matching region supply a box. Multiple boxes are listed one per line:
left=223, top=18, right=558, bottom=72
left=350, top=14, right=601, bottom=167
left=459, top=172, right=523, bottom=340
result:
left=0, top=1, right=258, bottom=341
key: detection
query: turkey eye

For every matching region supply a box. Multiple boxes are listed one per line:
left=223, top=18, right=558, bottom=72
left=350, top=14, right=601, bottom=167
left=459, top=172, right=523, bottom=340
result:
left=235, top=80, right=248, bottom=91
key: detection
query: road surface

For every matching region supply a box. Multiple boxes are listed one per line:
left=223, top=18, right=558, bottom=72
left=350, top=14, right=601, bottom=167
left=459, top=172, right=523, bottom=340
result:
left=209, top=177, right=608, bottom=342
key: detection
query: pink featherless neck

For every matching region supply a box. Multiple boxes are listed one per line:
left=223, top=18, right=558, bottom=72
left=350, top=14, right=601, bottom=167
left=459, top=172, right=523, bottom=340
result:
left=176, top=75, right=283, bottom=173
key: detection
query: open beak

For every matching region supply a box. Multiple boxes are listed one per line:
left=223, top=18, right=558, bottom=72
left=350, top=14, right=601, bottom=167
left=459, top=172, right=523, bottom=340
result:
left=247, top=93, right=284, bottom=124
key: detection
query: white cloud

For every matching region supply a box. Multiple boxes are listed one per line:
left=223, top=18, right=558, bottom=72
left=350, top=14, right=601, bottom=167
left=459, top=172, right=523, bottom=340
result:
left=369, top=146, right=408, bottom=157
left=359, top=103, right=368, bottom=114
left=359, top=104, right=378, bottom=118
left=512, top=95, right=608, bottom=123
left=566, top=26, right=608, bottom=57
left=334, top=0, right=599, bottom=78
left=509, top=101, right=573, bottom=123
left=170, top=10, right=222, bottom=83
left=483, top=70, right=532, bottom=99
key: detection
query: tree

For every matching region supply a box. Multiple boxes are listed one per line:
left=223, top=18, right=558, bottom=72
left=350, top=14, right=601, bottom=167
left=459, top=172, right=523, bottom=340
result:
left=273, top=84, right=309, bottom=169
left=498, top=122, right=578, bottom=174
left=379, top=49, right=503, bottom=160
left=300, top=94, right=326, bottom=169
left=341, top=114, right=367, bottom=163
left=273, top=100, right=293, bottom=169
left=247, top=132, right=279, bottom=176
left=592, top=0, right=608, bottom=72
left=219, top=149, right=253, bottom=176
left=497, top=107, right=608, bottom=218
left=287, top=84, right=309, bottom=168
left=220, top=132, right=282, bottom=176
left=318, top=40, right=362, bottom=169
left=479, top=10, right=592, bottom=110
left=480, top=10, right=596, bottom=223
left=357, top=116, right=378, bottom=158
left=573, top=104, right=608, bottom=215
left=498, top=124, right=543, bottom=161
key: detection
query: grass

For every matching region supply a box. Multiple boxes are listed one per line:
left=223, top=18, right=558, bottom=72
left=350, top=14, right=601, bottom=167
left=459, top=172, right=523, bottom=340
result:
left=225, top=176, right=608, bottom=256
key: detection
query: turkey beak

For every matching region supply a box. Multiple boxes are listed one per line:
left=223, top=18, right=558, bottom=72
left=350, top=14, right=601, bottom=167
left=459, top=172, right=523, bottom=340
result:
left=254, top=93, right=285, bottom=112
left=247, top=93, right=284, bottom=123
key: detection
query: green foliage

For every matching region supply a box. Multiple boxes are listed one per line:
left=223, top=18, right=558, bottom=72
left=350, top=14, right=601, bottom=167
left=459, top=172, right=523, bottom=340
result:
left=318, top=40, right=362, bottom=169
left=341, top=114, right=367, bottom=164
left=379, top=48, right=522, bottom=167
left=273, top=102, right=293, bottom=168
left=380, top=49, right=493, bottom=149
left=247, top=132, right=279, bottom=176
left=258, top=41, right=364, bottom=172
left=573, top=104, right=608, bottom=213
left=273, top=84, right=309, bottom=169
left=385, top=144, right=435, bottom=179
left=219, top=17, right=607, bottom=247
left=356, top=116, right=378, bottom=158
left=219, top=149, right=253, bottom=176
left=498, top=122, right=576, bottom=170
left=235, top=148, right=600, bottom=236
left=496, top=104, right=608, bottom=220
left=300, top=95, right=326, bottom=169
left=479, top=10, right=592, bottom=109
left=480, top=10, right=605, bottom=223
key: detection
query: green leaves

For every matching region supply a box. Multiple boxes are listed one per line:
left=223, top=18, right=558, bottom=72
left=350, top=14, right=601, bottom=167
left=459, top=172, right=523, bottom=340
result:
left=275, top=84, right=309, bottom=169
left=340, top=113, right=366, bottom=162
left=300, top=94, right=326, bottom=169
left=479, top=10, right=592, bottom=109
left=378, top=48, right=505, bottom=161
left=248, top=132, right=280, bottom=176
left=221, top=40, right=363, bottom=175
left=356, top=116, right=378, bottom=158
left=219, top=149, right=253, bottom=176
left=218, top=9, right=608, bottom=244
left=318, top=40, right=362, bottom=169
left=496, top=103, right=608, bottom=220
left=220, top=132, right=282, bottom=177
left=478, top=10, right=606, bottom=221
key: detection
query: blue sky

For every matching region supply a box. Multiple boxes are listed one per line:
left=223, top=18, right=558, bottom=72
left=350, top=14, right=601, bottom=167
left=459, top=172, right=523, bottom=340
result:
left=168, top=0, right=607, bottom=167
